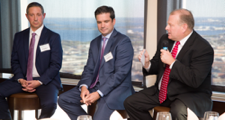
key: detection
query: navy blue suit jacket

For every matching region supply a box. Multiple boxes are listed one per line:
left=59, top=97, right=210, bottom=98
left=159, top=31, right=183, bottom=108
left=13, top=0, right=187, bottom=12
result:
left=10, top=26, right=63, bottom=90
left=78, top=29, right=134, bottom=110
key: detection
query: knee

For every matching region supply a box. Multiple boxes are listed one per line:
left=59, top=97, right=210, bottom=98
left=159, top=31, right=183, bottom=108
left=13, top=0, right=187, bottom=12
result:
left=41, top=101, right=57, bottom=111
left=170, top=101, right=187, bottom=120
left=0, top=93, right=3, bottom=98
left=170, top=109, right=187, bottom=120
left=58, top=93, right=67, bottom=108
left=0, top=92, right=6, bottom=99
left=124, top=95, right=135, bottom=109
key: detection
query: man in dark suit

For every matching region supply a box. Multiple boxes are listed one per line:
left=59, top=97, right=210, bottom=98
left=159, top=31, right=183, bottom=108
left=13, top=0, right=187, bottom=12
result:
left=124, top=9, right=214, bottom=120
left=0, top=2, right=62, bottom=120
left=58, top=6, right=134, bottom=120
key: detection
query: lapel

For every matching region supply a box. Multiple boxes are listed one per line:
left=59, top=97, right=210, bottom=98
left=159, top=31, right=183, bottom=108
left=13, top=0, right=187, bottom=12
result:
left=24, top=28, right=30, bottom=62
left=96, top=36, right=101, bottom=60
left=176, top=31, right=196, bottom=60
left=99, top=29, right=117, bottom=69
left=167, top=39, right=175, bottom=52
left=36, top=26, right=47, bottom=58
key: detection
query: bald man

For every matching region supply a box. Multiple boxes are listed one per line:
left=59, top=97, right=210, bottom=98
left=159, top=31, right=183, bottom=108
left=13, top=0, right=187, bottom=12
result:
left=124, top=9, right=214, bottom=120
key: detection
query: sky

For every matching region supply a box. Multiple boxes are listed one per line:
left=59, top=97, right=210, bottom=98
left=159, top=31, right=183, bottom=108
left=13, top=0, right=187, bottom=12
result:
left=183, top=0, right=225, bottom=17
left=22, top=0, right=225, bottom=18
left=24, top=0, right=145, bottom=18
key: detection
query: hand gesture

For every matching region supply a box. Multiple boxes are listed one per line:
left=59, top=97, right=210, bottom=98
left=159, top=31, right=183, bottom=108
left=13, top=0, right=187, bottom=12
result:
left=85, top=92, right=100, bottom=106
left=80, top=86, right=91, bottom=105
left=138, top=49, right=150, bottom=69
left=21, top=80, right=41, bottom=92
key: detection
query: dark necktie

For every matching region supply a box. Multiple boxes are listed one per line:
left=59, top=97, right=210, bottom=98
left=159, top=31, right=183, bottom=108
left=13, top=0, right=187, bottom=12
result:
left=90, top=37, right=107, bottom=88
left=26, top=33, right=36, bottom=81
left=159, top=41, right=180, bottom=104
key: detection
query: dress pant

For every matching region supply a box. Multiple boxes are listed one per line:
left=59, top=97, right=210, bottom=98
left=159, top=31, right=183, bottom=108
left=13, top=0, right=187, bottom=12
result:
left=124, top=86, right=187, bottom=120
left=58, top=83, right=114, bottom=120
left=0, top=79, right=58, bottom=119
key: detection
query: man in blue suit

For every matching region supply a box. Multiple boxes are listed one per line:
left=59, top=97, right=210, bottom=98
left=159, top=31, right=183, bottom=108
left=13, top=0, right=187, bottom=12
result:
left=58, top=6, right=134, bottom=120
left=0, top=2, right=63, bottom=120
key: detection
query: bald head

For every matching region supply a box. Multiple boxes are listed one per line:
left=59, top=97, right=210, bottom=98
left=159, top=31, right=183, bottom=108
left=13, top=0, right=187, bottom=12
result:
left=170, top=9, right=194, bottom=30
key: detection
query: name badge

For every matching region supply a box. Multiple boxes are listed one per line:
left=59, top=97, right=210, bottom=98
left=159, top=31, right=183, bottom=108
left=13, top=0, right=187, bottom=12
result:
left=39, top=43, right=50, bottom=52
left=104, top=52, right=113, bottom=62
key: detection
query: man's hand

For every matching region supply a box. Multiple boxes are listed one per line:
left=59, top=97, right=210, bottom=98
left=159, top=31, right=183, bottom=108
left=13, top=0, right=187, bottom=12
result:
left=80, top=86, right=90, bottom=105
left=18, top=79, right=27, bottom=88
left=22, top=80, right=41, bottom=93
left=160, top=49, right=175, bottom=65
left=138, top=49, right=150, bottom=69
left=26, top=80, right=41, bottom=88
left=85, top=92, right=100, bottom=106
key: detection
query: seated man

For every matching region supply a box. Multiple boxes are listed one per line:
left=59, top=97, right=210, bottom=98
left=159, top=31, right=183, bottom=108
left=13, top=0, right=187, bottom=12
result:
left=0, top=2, right=63, bottom=120
left=124, top=9, right=214, bottom=120
left=58, top=6, right=134, bottom=120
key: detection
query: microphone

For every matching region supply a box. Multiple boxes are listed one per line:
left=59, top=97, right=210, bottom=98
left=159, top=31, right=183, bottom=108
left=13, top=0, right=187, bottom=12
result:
left=162, top=40, right=168, bottom=51
left=162, top=40, right=168, bottom=67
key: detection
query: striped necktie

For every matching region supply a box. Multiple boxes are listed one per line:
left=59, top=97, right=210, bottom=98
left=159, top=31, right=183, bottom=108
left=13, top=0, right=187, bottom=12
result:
left=159, top=41, right=180, bottom=104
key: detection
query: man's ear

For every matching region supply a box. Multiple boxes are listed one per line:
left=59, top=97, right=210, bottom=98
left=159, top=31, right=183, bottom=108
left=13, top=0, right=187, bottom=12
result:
left=182, top=23, right=188, bottom=33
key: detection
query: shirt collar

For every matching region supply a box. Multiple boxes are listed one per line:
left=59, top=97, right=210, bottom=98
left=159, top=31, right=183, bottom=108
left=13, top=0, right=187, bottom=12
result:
left=102, top=28, right=114, bottom=40
left=178, top=31, right=193, bottom=47
left=29, top=24, right=44, bottom=37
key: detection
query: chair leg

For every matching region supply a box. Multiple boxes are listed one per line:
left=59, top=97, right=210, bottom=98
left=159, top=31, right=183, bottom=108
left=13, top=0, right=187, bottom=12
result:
left=18, top=110, right=22, bottom=120
left=117, top=110, right=128, bottom=119
left=35, top=109, right=39, bottom=119
left=87, top=102, right=97, bottom=117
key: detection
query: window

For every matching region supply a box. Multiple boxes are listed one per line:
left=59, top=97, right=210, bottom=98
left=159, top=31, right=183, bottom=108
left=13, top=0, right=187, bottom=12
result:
left=182, top=0, right=225, bottom=91
left=22, top=0, right=145, bottom=82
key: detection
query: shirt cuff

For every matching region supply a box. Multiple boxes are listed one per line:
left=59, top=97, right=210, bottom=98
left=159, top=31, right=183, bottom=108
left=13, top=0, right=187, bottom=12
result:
left=79, top=84, right=88, bottom=91
left=38, top=80, right=43, bottom=85
left=144, top=63, right=151, bottom=72
left=97, top=90, right=104, bottom=97
left=17, top=78, right=23, bottom=83
left=169, top=60, right=176, bottom=69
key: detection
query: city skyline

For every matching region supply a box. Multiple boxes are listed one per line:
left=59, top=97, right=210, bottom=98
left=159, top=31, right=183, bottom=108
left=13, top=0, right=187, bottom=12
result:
left=25, top=0, right=145, bottom=18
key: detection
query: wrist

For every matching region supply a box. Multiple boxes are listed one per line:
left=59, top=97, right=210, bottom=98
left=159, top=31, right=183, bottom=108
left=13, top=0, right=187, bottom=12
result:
left=81, top=86, right=87, bottom=90
left=18, top=78, right=23, bottom=83
left=144, top=62, right=150, bottom=69
left=37, top=80, right=43, bottom=85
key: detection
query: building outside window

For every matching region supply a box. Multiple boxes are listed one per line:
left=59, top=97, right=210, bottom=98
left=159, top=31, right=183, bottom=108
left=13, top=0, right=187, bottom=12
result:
left=182, top=0, right=225, bottom=88
left=22, top=0, right=145, bottom=82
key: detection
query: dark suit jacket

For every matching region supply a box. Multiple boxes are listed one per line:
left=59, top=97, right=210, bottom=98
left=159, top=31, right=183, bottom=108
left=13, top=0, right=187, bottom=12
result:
left=11, top=26, right=63, bottom=90
left=78, top=29, right=134, bottom=110
left=144, top=30, right=214, bottom=117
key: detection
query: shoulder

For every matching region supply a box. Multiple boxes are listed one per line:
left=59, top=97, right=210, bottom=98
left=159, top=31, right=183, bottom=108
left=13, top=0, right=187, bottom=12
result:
left=188, top=31, right=214, bottom=55
left=113, top=29, right=129, bottom=39
left=91, top=35, right=102, bottom=44
left=112, top=29, right=131, bottom=43
left=43, top=26, right=60, bottom=37
left=15, top=28, right=29, bottom=36
left=192, top=31, right=213, bottom=49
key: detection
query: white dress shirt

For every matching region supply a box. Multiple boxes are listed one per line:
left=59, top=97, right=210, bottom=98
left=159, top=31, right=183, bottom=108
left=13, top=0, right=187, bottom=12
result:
left=28, top=25, right=44, bottom=78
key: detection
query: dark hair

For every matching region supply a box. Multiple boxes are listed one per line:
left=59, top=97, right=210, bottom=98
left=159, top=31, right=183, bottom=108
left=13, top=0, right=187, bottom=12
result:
left=171, top=9, right=194, bottom=30
left=95, top=6, right=115, bottom=20
left=26, top=2, right=44, bottom=14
